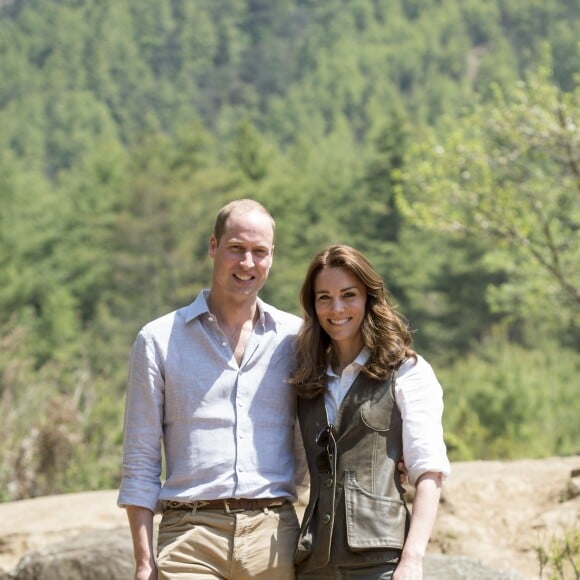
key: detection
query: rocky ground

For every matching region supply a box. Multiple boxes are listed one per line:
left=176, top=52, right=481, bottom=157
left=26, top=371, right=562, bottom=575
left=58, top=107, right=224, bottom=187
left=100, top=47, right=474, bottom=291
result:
left=429, top=456, right=579, bottom=578
left=0, top=456, right=578, bottom=579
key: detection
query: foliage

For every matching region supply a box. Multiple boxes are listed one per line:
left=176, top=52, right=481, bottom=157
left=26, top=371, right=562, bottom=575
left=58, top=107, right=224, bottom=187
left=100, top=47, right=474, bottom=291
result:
left=0, top=0, right=579, bottom=500
left=400, top=59, right=579, bottom=343
left=536, top=526, right=580, bottom=579
left=439, top=337, right=580, bottom=460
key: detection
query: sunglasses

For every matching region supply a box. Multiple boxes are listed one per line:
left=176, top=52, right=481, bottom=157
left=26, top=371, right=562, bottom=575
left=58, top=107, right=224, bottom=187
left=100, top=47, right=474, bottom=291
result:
left=315, top=425, right=335, bottom=476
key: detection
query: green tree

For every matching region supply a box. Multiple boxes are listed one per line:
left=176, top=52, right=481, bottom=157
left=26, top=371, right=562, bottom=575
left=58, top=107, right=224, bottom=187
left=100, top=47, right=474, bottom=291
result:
left=231, top=119, right=271, bottom=181
left=2, top=0, right=580, bottom=500
left=400, top=64, right=579, bottom=340
left=440, top=337, right=580, bottom=460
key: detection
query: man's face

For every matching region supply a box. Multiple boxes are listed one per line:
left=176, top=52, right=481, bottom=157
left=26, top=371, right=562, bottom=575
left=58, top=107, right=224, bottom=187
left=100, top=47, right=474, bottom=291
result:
left=209, top=209, right=275, bottom=301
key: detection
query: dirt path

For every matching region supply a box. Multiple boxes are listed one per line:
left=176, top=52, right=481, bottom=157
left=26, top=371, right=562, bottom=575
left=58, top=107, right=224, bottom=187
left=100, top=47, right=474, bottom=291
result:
left=0, top=456, right=578, bottom=577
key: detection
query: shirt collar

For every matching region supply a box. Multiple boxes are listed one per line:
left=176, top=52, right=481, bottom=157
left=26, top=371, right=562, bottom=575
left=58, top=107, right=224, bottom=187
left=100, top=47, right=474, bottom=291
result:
left=326, top=347, right=370, bottom=377
left=184, top=289, right=268, bottom=329
left=184, top=290, right=211, bottom=323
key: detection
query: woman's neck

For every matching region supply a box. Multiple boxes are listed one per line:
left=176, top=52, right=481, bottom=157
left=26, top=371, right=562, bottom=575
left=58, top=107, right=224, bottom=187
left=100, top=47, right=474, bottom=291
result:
left=331, top=342, right=363, bottom=375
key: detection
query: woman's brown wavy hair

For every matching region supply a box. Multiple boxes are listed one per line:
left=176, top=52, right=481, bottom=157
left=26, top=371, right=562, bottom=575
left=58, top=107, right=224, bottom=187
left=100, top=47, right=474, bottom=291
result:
left=289, top=244, right=416, bottom=399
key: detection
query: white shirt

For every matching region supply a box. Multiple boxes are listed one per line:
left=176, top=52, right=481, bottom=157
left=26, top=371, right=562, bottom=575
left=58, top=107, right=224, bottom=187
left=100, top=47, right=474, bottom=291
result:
left=325, top=348, right=450, bottom=486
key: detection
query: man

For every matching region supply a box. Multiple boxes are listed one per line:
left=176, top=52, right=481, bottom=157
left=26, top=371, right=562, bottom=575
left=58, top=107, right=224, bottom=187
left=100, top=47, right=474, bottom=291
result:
left=118, top=199, right=307, bottom=579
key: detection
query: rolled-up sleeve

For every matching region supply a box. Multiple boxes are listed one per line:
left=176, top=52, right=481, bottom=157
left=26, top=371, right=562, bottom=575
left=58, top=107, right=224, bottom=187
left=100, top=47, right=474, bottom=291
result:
left=117, top=331, right=165, bottom=513
left=396, top=356, right=451, bottom=486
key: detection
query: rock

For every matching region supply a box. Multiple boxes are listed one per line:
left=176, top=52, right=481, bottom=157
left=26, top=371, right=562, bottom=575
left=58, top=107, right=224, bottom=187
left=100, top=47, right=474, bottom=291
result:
left=566, top=475, right=580, bottom=500
left=2, top=458, right=579, bottom=578
left=424, top=554, right=524, bottom=579
left=1, top=528, right=525, bottom=580
left=3, top=528, right=134, bottom=580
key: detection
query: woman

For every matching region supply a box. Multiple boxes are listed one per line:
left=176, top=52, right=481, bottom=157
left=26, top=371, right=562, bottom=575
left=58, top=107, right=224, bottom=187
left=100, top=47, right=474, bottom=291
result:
left=290, top=245, right=450, bottom=580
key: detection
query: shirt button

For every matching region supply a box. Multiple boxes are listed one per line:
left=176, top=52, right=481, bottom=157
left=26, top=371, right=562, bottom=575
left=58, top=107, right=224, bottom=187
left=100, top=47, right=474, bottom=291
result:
left=322, top=514, right=331, bottom=524
left=208, top=316, right=214, bottom=322
left=221, top=341, right=228, bottom=347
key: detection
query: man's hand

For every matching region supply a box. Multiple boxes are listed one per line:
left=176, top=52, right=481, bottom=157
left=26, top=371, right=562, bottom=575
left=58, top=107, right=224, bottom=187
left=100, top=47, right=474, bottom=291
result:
left=135, top=559, right=157, bottom=580
left=398, top=456, right=409, bottom=490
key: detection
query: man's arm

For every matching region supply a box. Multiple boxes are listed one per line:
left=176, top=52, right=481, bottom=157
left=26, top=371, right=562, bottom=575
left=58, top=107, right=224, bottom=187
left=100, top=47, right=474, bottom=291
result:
left=293, top=420, right=310, bottom=522
left=126, top=505, right=157, bottom=580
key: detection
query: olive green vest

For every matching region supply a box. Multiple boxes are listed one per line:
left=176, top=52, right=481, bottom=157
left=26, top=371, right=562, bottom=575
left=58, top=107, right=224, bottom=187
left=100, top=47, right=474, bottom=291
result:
left=295, top=372, right=410, bottom=574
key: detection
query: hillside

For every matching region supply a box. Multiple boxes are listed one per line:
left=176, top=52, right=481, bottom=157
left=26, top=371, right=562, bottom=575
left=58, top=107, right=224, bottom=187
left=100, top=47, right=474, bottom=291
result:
left=0, top=0, right=579, bottom=503
left=0, top=456, right=578, bottom=578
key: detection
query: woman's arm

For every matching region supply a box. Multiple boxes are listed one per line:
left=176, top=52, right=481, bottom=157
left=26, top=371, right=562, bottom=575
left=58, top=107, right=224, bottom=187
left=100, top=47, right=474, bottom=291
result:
left=393, top=471, right=442, bottom=580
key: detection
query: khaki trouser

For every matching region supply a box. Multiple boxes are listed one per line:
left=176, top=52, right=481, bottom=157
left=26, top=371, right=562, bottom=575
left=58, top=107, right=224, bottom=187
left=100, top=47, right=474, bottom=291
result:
left=157, top=503, right=300, bottom=579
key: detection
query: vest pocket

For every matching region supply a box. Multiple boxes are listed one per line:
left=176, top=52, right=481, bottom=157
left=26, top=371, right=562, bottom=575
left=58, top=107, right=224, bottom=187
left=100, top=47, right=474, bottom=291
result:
left=344, top=470, right=406, bottom=550
left=360, top=398, right=392, bottom=431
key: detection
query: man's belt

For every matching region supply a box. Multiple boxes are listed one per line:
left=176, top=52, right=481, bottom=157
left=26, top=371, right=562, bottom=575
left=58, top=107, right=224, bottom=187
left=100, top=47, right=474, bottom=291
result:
left=164, top=497, right=288, bottom=513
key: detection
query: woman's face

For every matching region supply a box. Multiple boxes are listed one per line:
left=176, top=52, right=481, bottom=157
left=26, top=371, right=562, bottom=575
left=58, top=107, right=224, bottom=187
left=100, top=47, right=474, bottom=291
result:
left=314, top=267, right=367, bottom=352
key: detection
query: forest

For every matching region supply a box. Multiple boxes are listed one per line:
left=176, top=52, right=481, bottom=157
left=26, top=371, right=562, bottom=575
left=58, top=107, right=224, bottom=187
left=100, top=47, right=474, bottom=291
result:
left=0, top=0, right=578, bottom=501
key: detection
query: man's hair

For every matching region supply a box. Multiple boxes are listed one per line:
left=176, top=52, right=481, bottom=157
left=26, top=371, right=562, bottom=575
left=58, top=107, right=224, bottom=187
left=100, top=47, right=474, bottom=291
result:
left=213, top=199, right=276, bottom=243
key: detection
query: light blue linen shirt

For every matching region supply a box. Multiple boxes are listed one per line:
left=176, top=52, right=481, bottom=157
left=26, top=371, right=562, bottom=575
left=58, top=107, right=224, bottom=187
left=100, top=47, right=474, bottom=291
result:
left=118, top=290, right=305, bottom=513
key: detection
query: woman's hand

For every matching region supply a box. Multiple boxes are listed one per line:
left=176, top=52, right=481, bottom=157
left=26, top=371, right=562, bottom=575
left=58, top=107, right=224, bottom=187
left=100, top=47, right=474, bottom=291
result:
left=393, top=554, right=423, bottom=579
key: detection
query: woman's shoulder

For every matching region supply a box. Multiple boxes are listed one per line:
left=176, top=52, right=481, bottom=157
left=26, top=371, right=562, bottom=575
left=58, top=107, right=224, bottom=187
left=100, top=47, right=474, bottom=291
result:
left=395, top=354, right=441, bottom=395
left=397, top=354, right=432, bottom=377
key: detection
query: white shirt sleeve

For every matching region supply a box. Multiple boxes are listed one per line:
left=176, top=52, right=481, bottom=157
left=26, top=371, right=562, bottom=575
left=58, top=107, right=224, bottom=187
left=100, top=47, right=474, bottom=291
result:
left=395, top=355, right=451, bottom=486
